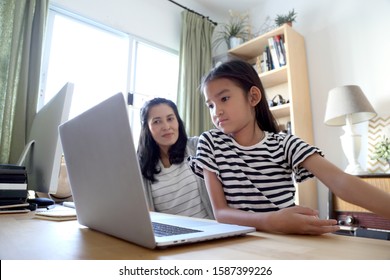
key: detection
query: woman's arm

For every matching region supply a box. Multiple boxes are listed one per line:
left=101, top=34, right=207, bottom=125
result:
left=203, top=169, right=339, bottom=234
left=302, top=153, right=390, bottom=219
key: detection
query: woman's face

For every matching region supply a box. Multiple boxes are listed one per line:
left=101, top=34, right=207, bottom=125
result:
left=147, top=104, right=179, bottom=151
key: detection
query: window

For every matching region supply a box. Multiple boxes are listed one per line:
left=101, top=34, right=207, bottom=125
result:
left=40, top=8, right=129, bottom=119
left=129, top=41, right=179, bottom=146
left=40, top=6, right=179, bottom=145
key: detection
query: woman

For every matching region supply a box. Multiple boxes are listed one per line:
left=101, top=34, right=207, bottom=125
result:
left=137, top=97, right=214, bottom=219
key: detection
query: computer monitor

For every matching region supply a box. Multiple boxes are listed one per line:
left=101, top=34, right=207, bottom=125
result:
left=21, top=82, right=74, bottom=195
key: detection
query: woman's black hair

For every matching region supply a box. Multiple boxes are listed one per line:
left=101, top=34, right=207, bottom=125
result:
left=137, top=97, right=188, bottom=183
left=201, top=60, right=279, bottom=133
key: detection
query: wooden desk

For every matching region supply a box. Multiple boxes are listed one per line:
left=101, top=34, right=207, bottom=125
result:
left=1, top=212, right=389, bottom=260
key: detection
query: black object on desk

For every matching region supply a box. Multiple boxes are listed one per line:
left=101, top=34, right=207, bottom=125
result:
left=355, top=228, right=390, bottom=241
left=27, top=197, right=55, bottom=207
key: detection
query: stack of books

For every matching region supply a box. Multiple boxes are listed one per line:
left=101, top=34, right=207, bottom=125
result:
left=0, top=164, right=29, bottom=213
left=256, top=34, right=287, bottom=73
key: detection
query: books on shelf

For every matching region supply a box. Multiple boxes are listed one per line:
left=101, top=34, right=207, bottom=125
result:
left=268, top=37, right=281, bottom=69
left=255, top=55, right=263, bottom=74
left=255, top=34, right=287, bottom=74
left=274, top=35, right=286, bottom=66
left=261, top=45, right=273, bottom=73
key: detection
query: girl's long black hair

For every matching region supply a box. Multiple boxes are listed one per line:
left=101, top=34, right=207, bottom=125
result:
left=201, top=60, right=279, bottom=133
left=137, top=97, right=188, bottom=183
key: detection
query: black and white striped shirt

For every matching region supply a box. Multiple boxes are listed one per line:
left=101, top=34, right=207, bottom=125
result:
left=188, top=129, right=323, bottom=212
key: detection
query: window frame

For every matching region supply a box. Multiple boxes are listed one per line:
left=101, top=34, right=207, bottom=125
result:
left=40, top=5, right=179, bottom=143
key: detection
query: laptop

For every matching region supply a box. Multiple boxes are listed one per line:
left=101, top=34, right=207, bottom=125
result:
left=59, top=93, right=255, bottom=249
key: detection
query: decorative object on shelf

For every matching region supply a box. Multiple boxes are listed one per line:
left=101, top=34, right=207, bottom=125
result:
left=371, top=135, right=390, bottom=169
left=324, top=85, right=377, bottom=175
left=286, top=121, right=292, bottom=135
left=252, top=16, right=276, bottom=37
left=269, top=94, right=287, bottom=107
left=278, top=121, right=292, bottom=135
left=367, top=115, right=390, bottom=173
left=274, top=9, right=297, bottom=27
left=213, top=10, right=251, bottom=50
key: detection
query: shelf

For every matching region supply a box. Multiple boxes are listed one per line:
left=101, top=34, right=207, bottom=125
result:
left=224, top=24, right=316, bottom=209
left=228, top=25, right=287, bottom=59
left=270, top=103, right=290, bottom=119
left=228, top=26, right=289, bottom=89
left=260, top=66, right=288, bottom=88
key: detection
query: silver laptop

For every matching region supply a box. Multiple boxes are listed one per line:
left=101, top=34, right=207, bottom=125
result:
left=59, top=93, right=255, bottom=249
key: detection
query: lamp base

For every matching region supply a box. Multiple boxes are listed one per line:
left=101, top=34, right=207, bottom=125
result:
left=344, top=163, right=365, bottom=175
left=340, top=126, right=365, bottom=175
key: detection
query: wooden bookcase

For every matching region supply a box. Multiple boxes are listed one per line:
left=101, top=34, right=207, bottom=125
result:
left=228, top=24, right=317, bottom=209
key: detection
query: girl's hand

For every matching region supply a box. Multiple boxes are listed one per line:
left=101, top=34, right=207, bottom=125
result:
left=267, top=205, right=339, bottom=235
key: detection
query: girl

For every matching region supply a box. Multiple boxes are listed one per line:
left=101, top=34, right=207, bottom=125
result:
left=137, top=98, right=214, bottom=219
left=189, top=60, right=390, bottom=234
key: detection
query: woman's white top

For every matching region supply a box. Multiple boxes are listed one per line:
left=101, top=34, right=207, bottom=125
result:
left=151, top=160, right=209, bottom=219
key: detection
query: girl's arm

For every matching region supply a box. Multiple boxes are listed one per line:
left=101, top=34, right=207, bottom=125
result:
left=203, top=169, right=339, bottom=234
left=302, top=153, right=390, bottom=219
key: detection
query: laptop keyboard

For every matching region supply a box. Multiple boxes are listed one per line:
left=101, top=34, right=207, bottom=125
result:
left=152, top=222, right=202, bottom=237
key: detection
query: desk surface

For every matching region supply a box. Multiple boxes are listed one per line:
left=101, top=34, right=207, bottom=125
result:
left=1, top=212, right=389, bottom=260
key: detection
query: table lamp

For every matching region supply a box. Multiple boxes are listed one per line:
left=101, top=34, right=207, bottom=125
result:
left=324, top=85, right=377, bottom=174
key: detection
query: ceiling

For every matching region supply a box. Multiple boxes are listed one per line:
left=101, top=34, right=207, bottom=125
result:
left=193, top=0, right=261, bottom=12
left=184, top=0, right=262, bottom=17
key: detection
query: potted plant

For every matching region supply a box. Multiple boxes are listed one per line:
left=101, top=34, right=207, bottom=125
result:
left=213, top=10, right=251, bottom=50
left=274, top=9, right=297, bottom=27
left=371, top=135, right=390, bottom=167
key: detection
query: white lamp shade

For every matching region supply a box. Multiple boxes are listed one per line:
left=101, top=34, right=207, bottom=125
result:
left=324, top=85, right=377, bottom=126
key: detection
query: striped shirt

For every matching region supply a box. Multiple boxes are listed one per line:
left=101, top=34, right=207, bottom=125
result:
left=151, top=160, right=210, bottom=219
left=188, top=129, right=323, bottom=212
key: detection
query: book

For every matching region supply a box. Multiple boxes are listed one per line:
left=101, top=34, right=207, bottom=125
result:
left=264, top=46, right=273, bottom=71
left=34, top=205, right=77, bottom=221
left=274, top=35, right=286, bottom=66
left=0, top=164, right=28, bottom=204
left=0, top=197, right=27, bottom=206
left=0, top=208, right=30, bottom=214
left=256, top=55, right=263, bottom=74
left=0, top=202, right=30, bottom=214
left=0, top=174, right=28, bottom=183
left=34, top=214, right=77, bottom=221
left=0, top=165, right=27, bottom=184
left=268, top=37, right=280, bottom=69
left=0, top=183, right=27, bottom=190
left=0, top=164, right=26, bottom=170
left=262, top=48, right=268, bottom=72
left=0, top=189, right=28, bottom=205
left=0, top=202, right=29, bottom=209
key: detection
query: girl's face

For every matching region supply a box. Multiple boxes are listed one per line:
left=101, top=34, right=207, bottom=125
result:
left=147, top=104, right=179, bottom=151
left=204, top=78, right=260, bottom=138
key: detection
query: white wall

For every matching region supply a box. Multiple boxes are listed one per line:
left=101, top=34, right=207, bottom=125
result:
left=51, top=0, right=218, bottom=51
left=51, top=0, right=183, bottom=50
left=50, top=0, right=390, bottom=218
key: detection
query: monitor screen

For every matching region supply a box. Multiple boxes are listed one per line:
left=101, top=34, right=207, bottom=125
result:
left=23, top=82, right=74, bottom=195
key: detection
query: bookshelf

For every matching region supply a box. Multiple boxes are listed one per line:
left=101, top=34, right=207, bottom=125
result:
left=229, top=24, right=317, bottom=209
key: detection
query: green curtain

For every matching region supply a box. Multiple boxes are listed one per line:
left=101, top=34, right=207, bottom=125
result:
left=0, top=0, right=48, bottom=164
left=177, top=11, right=215, bottom=137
